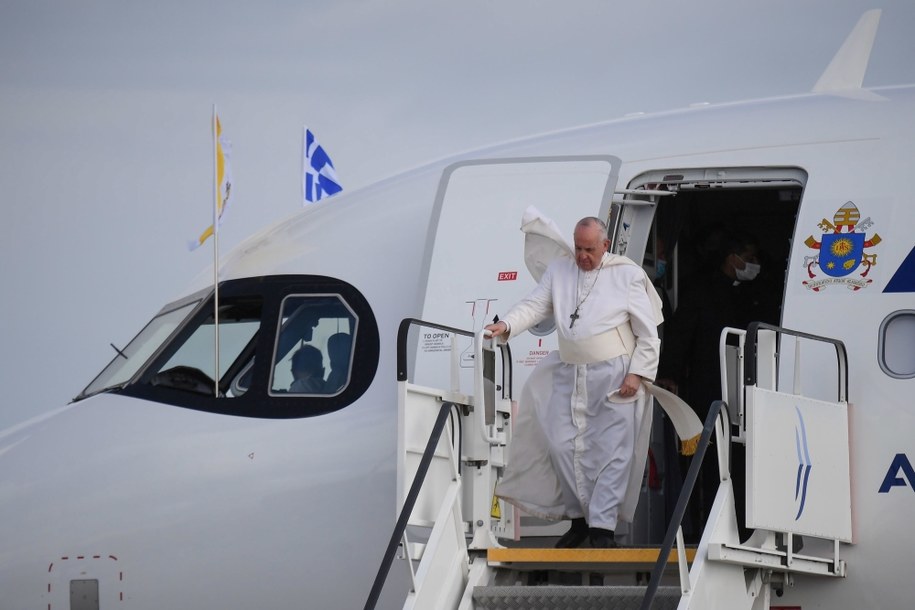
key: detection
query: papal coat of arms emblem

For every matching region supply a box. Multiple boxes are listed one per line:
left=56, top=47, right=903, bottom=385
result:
left=803, top=201, right=881, bottom=291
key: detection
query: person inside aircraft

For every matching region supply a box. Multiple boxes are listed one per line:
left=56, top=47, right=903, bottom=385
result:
left=646, top=236, right=674, bottom=341
left=289, top=344, right=326, bottom=394
left=655, top=227, right=763, bottom=541
left=486, top=215, right=663, bottom=549
left=324, top=332, right=352, bottom=393
left=656, top=228, right=761, bottom=408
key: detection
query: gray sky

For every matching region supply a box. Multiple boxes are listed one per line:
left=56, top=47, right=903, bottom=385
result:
left=2, top=0, right=914, bottom=428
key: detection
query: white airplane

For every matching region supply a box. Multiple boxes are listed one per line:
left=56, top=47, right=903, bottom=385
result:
left=2, top=9, right=913, bottom=609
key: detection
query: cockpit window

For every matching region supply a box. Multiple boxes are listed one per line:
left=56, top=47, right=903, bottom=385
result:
left=149, top=297, right=262, bottom=396
left=270, top=295, right=356, bottom=396
left=80, top=300, right=200, bottom=398
left=79, top=275, right=379, bottom=419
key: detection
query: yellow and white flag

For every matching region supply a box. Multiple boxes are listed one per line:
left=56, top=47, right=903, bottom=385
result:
left=190, top=112, right=233, bottom=250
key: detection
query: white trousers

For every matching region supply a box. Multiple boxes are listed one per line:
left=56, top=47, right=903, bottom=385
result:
left=541, top=355, right=635, bottom=530
left=496, top=351, right=644, bottom=532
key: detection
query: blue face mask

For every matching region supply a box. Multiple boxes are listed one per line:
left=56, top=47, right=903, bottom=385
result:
left=656, top=259, right=667, bottom=280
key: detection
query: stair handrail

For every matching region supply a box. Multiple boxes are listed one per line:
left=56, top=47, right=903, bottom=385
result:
left=474, top=329, right=503, bottom=444
left=395, top=317, right=513, bottom=398
left=641, top=322, right=849, bottom=609
left=741, top=321, right=851, bottom=563
left=396, top=318, right=477, bottom=382
left=364, top=398, right=455, bottom=610
left=743, top=321, right=848, bottom=402
left=640, top=399, right=730, bottom=610
left=366, top=318, right=480, bottom=610
left=366, top=318, right=513, bottom=609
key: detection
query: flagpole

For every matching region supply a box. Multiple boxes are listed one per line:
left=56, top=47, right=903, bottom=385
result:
left=212, top=104, right=220, bottom=398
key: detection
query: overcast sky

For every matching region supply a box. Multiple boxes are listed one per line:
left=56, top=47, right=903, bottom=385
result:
left=2, top=0, right=914, bottom=428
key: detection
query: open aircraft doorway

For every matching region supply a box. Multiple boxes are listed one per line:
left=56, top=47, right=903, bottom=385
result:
left=616, top=167, right=805, bottom=543
left=626, top=168, right=805, bottom=328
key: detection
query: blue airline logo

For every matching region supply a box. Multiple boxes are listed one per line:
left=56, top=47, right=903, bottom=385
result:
left=879, top=453, right=915, bottom=493
left=884, top=246, right=915, bottom=293
left=794, top=407, right=812, bottom=519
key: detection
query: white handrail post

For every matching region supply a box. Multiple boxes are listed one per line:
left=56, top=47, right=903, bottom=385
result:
left=716, top=410, right=729, bottom=482
left=402, top=530, right=418, bottom=592
left=450, top=333, right=460, bottom=394
left=474, top=329, right=499, bottom=445
left=677, top=526, right=690, bottom=595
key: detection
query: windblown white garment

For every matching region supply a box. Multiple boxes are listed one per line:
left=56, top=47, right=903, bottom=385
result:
left=495, top=208, right=662, bottom=531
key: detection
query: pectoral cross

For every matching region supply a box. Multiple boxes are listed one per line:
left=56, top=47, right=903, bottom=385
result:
left=569, top=308, right=580, bottom=328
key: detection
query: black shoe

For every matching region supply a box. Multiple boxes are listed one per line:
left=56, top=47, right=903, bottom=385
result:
left=589, top=527, right=618, bottom=548
left=554, top=518, right=589, bottom=548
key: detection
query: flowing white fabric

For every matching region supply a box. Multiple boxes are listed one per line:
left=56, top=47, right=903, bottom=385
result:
left=495, top=206, right=696, bottom=531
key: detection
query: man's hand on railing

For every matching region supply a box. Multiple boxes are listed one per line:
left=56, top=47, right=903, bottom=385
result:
left=484, top=321, right=508, bottom=338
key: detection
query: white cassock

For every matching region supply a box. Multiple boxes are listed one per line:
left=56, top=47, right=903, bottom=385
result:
left=494, top=208, right=663, bottom=532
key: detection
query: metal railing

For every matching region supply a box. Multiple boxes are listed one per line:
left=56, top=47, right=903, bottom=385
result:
left=743, top=321, right=848, bottom=402
left=395, top=317, right=512, bottom=396
left=366, top=318, right=512, bottom=609
left=640, top=399, right=730, bottom=610
left=363, top=399, right=455, bottom=610
left=641, top=321, right=850, bottom=608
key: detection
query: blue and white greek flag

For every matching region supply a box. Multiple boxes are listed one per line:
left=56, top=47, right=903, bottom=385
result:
left=303, top=127, right=342, bottom=203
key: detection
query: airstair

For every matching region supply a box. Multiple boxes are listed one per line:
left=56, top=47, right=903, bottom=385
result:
left=364, top=319, right=852, bottom=610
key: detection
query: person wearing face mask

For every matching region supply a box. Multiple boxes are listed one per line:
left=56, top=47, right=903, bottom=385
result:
left=645, top=237, right=674, bottom=342
left=734, top=252, right=761, bottom=281
left=655, top=228, right=764, bottom=542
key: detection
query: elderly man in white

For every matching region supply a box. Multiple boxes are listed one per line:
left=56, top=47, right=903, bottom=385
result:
left=486, top=214, right=661, bottom=548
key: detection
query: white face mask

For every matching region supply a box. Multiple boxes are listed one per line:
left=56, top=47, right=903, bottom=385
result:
left=735, top=256, right=761, bottom=281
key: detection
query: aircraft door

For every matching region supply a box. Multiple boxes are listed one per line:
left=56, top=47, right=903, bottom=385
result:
left=415, top=156, right=621, bottom=395
left=623, top=167, right=806, bottom=543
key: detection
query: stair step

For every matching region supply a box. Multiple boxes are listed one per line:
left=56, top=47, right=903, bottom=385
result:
left=473, top=585, right=681, bottom=610
left=487, top=547, right=695, bottom=572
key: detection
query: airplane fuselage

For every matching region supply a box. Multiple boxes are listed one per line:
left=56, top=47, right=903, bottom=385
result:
left=1, top=85, right=914, bottom=609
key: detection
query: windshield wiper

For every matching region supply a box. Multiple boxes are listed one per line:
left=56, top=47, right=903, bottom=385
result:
left=110, top=343, right=128, bottom=360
